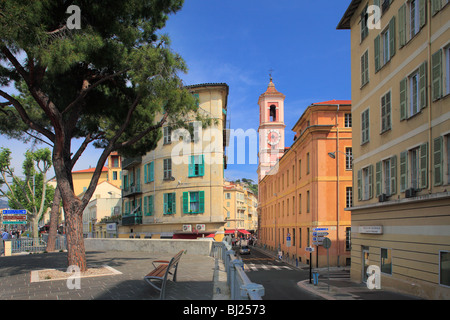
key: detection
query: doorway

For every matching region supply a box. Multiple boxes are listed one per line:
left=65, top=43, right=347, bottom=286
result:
left=362, top=246, right=370, bottom=283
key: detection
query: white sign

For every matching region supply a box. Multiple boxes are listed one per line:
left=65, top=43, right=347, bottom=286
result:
left=106, top=223, right=116, bottom=231
left=306, top=247, right=315, bottom=252
left=359, top=226, right=383, bottom=234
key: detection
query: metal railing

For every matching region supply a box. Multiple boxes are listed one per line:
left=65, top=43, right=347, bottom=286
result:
left=211, top=241, right=264, bottom=300
left=9, top=236, right=67, bottom=254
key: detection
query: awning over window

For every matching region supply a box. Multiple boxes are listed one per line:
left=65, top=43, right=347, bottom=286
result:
left=238, top=229, right=251, bottom=235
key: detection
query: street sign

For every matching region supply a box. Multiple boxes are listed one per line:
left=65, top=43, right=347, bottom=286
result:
left=313, top=231, right=329, bottom=237
left=305, top=246, right=315, bottom=252
left=323, top=237, right=332, bottom=249
left=2, top=209, right=27, bottom=225
left=313, top=227, right=328, bottom=232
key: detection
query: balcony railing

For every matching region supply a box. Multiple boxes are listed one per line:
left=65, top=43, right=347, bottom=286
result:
left=122, top=157, right=141, bottom=170
left=121, top=213, right=143, bottom=226
left=122, top=184, right=142, bottom=198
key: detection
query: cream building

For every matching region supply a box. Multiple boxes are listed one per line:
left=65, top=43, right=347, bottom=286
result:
left=338, top=0, right=450, bottom=299
left=119, top=83, right=229, bottom=239
left=223, top=181, right=258, bottom=237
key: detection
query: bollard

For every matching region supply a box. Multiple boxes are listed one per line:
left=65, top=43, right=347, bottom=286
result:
left=4, top=240, right=12, bottom=256
left=312, top=272, right=319, bottom=286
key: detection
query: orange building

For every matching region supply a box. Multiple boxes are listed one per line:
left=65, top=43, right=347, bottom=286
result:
left=258, top=99, right=353, bottom=267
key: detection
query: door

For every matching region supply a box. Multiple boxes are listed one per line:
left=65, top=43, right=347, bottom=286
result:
left=362, top=246, right=370, bottom=283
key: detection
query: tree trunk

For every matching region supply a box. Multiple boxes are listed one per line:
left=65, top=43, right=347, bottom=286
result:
left=46, top=187, right=61, bottom=252
left=64, top=206, right=87, bottom=272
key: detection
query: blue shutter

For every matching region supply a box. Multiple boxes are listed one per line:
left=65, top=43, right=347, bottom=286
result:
left=163, top=193, right=168, bottom=214
left=149, top=195, right=153, bottom=215
left=171, top=193, right=176, bottom=214
left=144, top=196, right=148, bottom=215
left=188, top=156, right=194, bottom=177
left=150, top=161, right=154, bottom=182
left=144, top=164, right=148, bottom=183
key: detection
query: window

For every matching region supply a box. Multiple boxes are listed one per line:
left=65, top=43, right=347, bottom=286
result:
left=375, top=17, right=396, bottom=72
left=183, top=191, right=205, bottom=214
left=345, top=113, right=352, bottom=128
left=299, top=193, right=302, bottom=214
left=193, top=93, right=200, bottom=107
left=269, top=105, right=277, bottom=122
left=440, top=251, right=450, bottom=287
left=346, top=147, right=353, bottom=170
left=163, top=193, right=176, bottom=214
left=346, top=187, right=353, bottom=208
left=163, top=126, right=171, bottom=144
left=144, top=195, right=154, bottom=216
left=346, top=227, right=352, bottom=251
left=306, top=190, right=310, bottom=213
left=381, top=248, right=392, bottom=275
left=376, top=156, right=397, bottom=197
left=189, top=155, right=205, bottom=177
left=361, top=50, right=369, bottom=87
left=381, top=91, right=391, bottom=133
left=410, top=147, right=420, bottom=189
left=306, top=153, right=310, bottom=174
left=163, top=158, right=172, bottom=180
left=432, top=47, right=450, bottom=100
left=358, top=165, right=373, bottom=201
left=361, top=108, right=370, bottom=145
left=400, top=143, right=428, bottom=191
left=361, top=4, right=369, bottom=42
left=400, top=62, right=427, bottom=120
left=113, top=171, right=118, bottom=180
left=398, top=0, right=426, bottom=47
left=144, top=162, right=154, bottom=183
left=225, top=193, right=231, bottom=199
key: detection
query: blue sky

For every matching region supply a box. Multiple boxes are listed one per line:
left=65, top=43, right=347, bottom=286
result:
left=0, top=0, right=351, bottom=185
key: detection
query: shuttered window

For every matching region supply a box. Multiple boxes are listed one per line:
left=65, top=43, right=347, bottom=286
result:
left=144, top=195, right=154, bottom=216
left=183, top=191, right=205, bottom=214
left=432, top=49, right=443, bottom=100
left=361, top=109, right=370, bottom=144
left=163, top=193, right=176, bottom=214
left=433, top=136, right=443, bottom=186
left=188, top=155, right=205, bottom=177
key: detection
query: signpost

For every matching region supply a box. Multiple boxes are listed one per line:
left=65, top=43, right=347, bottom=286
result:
left=1, top=209, right=27, bottom=225
left=322, top=237, right=332, bottom=292
left=286, top=233, right=291, bottom=248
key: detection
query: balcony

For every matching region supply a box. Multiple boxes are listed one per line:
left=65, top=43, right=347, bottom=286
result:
left=121, top=213, right=143, bottom=226
left=122, top=157, right=141, bottom=170
left=122, top=184, right=142, bottom=198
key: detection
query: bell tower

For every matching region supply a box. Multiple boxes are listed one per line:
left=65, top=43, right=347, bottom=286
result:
left=257, top=76, right=286, bottom=181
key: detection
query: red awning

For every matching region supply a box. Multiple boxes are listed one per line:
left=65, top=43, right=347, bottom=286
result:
left=225, top=230, right=235, bottom=234
left=238, top=229, right=251, bottom=235
left=205, top=233, right=215, bottom=238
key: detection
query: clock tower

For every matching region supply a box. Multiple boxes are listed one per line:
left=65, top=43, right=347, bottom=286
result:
left=257, top=76, right=286, bottom=181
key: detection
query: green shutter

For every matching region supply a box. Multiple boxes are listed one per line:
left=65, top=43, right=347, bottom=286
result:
left=398, top=4, right=406, bottom=47
left=357, top=170, right=362, bottom=201
left=376, top=161, right=382, bottom=197
left=171, top=193, right=176, bottom=214
left=149, top=195, right=153, bottom=215
left=193, top=93, right=200, bottom=107
left=144, top=164, right=148, bottom=183
left=390, top=155, right=397, bottom=195
left=419, top=0, right=426, bottom=28
left=419, top=61, right=428, bottom=109
left=199, top=191, right=205, bottom=213
left=374, top=35, right=381, bottom=72
left=431, top=0, right=443, bottom=15
left=419, top=143, right=428, bottom=189
left=144, top=196, right=148, bottom=215
left=199, top=155, right=205, bottom=176
left=389, top=16, right=396, bottom=58
left=163, top=193, right=168, bottom=214
left=183, top=192, right=189, bottom=213
left=432, top=50, right=443, bottom=100
left=400, top=78, right=407, bottom=120
left=400, top=151, right=408, bottom=192
left=188, top=156, right=194, bottom=177
left=368, top=165, right=373, bottom=199
left=149, top=161, right=154, bottom=182
left=433, top=136, right=443, bottom=186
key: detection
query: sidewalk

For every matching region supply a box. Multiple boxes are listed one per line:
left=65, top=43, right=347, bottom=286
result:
left=0, top=250, right=219, bottom=300
left=253, top=245, right=423, bottom=300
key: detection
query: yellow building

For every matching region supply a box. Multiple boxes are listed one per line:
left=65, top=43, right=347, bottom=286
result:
left=119, top=83, right=229, bottom=239
left=223, top=181, right=258, bottom=237
left=338, top=0, right=450, bottom=299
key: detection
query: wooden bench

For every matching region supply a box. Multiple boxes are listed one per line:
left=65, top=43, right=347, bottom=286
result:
left=144, top=250, right=185, bottom=299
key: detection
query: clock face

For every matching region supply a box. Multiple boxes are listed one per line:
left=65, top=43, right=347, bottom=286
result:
left=267, top=129, right=280, bottom=146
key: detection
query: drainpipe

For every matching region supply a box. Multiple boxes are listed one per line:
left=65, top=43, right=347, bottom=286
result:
left=427, top=0, right=432, bottom=193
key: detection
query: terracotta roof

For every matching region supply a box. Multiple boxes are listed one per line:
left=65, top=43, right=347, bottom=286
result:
left=259, top=78, right=285, bottom=99
left=312, top=100, right=352, bottom=105
left=72, top=167, right=108, bottom=173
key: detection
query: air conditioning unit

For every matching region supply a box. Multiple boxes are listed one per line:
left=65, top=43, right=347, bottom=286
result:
left=378, top=194, right=388, bottom=202
left=405, top=188, right=416, bottom=198
left=183, top=225, right=192, bottom=232
left=196, top=224, right=206, bottom=231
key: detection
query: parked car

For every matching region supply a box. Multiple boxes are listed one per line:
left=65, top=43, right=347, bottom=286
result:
left=239, top=245, right=251, bottom=255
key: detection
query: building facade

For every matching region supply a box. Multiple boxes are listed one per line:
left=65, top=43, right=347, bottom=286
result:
left=223, top=181, right=258, bottom=236
left=118, top=83, right=229, bottom=239
left=338, top=0, right=450, bottom=299
left=258, top=96, right=353, bottom=267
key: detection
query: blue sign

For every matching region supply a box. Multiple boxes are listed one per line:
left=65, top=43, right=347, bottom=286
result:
left=2, top=209, right=27, bottom=215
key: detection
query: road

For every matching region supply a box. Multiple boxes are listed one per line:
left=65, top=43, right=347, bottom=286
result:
left=235, top=246, right=324, bottom=300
